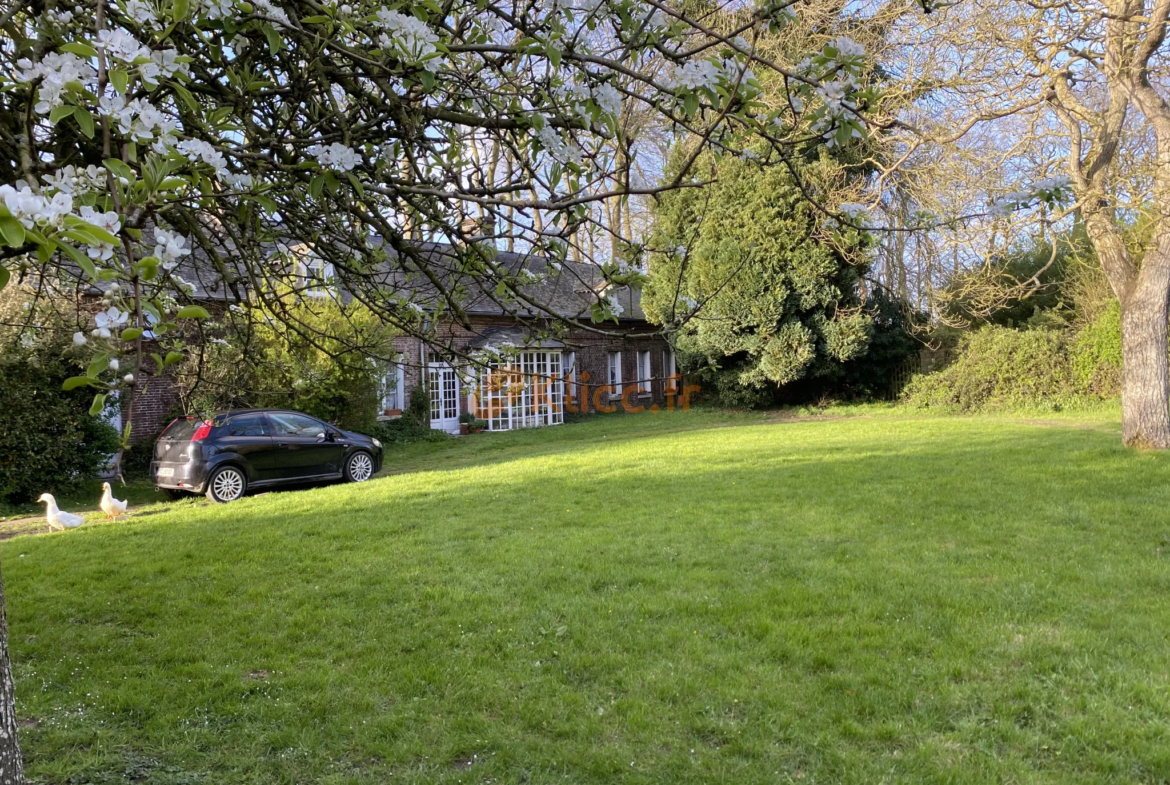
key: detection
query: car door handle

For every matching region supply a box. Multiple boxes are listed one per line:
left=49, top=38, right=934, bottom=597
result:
left=276, top=442, right=289, bottom=449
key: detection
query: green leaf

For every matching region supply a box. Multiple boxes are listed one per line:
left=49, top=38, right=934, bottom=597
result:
left=0, top=266, right=10, bottom=291
left=172, top=82, right=199, bottom=113
left=150, top=353, right=164, bottom=373
left=58, top=241, right=98, bottom=281
left=121, top=327, right=144, bottom=341
left=309, top=174, right=325, bottom=200
left=110, top=68, right=129, bottom=95
left=346, top=172, right=365, bottom=199
left=104, top=158, right=135, bottom=183
left=49, top=104, right=75, bottom=123
left=164, top=351, right=184, bottom=366
left=301, top=14, right=332, bottom=22
left=60, top=42, right=98, bottom=58
left=250, top=193, right=279, bottom=214
left=263, top=25, right=283, bottom=54
left=173, top=0, right=190, bottom=19
left=89, top=393, right=107, bottom=416
left=176, top=305, right=211, bottom=319
left=684, top=93, right=700, bottom=117
left=548, top=45, right=561, bottom=67
left=0, top=216, right=25, bottom=247
left=73, top=107, right=95, bottom=139
left=87, top=354, right=109, bottom=378
left=63, top=376, right=95, bottom=391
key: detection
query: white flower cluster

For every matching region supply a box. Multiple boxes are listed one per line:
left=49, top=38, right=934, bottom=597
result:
left=78, top=207, right=122, bottom=259
left=44, top=8, right=75, bottom=24
left=99, top=96, right=179, bottom=141
left=374, top=8, right=441, bottom=71
left=665, top=57, right=753, bottom=92
left=989, top=176, right=1073, bottom=216
left=839, top=202, right=867, bottom=219
left=174, top=139, right=229, bottom=174
left=154, top=227, right=190, bottom=264
left=93, top=306, right=129, bottom=339
left=608, top=292, right=625, bottom=317
left=96, top=30, right=187, bottom=85
left=125, top=0, right=158, bottom=24
left=557, top=82, right=623, bottom=120
left=308, top=142, right=362, bottom=171
left=198, top=0, right=234, bottom=18
left=253, top=0, right=291, bottom=25
left=535, top=125, right=583, bottom=165
left=14, top=52, right=97, bottom=114
left=801, top=37, right=867, bottom=147
left=43, top=165, right=106, bottom=196
left=0, top=185, right=73, bottom=229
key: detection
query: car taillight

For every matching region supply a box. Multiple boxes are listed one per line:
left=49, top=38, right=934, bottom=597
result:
left=191, top=420, right=214, bottom=441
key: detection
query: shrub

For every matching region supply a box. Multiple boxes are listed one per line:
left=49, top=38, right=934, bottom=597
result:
left=903, top=326, right=1086, bottom=411
left=1072, top=299, right=1122, bottom=397
left=0, top=339, right=121, bottom=503
left=357, top=416, right=449, bottom=446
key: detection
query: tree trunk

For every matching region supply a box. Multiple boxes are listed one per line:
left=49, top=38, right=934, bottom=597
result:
left=1120, top=266, right=1170, bottom=448
left=0, top=565, right=24, bottom=785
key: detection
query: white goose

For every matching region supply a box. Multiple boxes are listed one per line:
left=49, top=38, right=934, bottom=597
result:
left=37, top=494, right=85, bottom=531
left=100, top=482, right=128, bottom=521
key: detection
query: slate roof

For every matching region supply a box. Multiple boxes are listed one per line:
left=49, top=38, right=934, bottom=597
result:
left=84, top=233, right=647, bottom=323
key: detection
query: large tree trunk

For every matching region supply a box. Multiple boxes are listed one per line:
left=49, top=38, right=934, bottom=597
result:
left=0, top=566, right=24, bottom=785
left=1120, top=265, right=1170, bottom=448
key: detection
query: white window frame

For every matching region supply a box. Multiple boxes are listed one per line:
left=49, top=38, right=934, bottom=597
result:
left=380, top=362, right=406, bottom=413
left=476, top=350, right=564, bottom=431
left=563, top=351, right=577, bottom=401
left=637, top=350, right=652, bottom=393
left=665, top=349, right=677, bottom=393
left=608, top=351, right=622, bottom=395
left=298, top=257, right=335, bottom=298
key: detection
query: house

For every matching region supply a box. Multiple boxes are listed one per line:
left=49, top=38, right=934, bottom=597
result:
left=101, top=240, right=681, bottom=440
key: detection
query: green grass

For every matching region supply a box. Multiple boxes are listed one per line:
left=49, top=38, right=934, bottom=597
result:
left=5, top=406, right=1170, bottom=784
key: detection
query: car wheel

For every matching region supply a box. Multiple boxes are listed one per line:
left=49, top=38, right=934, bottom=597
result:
left=206, top=465, right=247, bottom=503
left=345, top=451, right=374, bottom=483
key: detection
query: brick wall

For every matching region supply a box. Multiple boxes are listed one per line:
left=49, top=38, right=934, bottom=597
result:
left=389, top=316, right=681, bottom=421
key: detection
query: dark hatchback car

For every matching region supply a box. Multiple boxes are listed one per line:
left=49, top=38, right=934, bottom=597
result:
left=151, top=409, right=383, bottom=503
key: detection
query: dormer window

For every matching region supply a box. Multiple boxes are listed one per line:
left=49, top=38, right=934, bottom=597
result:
left=297, top=257, right=335, bottom=298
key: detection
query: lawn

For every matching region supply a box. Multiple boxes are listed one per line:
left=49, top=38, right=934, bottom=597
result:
left=4, top=406, right=1170, bottom=784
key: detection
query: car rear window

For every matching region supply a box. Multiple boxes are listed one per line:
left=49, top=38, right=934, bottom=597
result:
left=161, top=417, right=211, bottom=440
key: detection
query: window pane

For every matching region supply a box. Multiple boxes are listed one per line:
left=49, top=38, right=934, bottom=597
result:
left=227, top=414, right=268, bottom=437
left=270, top=412, right=325, bottom=437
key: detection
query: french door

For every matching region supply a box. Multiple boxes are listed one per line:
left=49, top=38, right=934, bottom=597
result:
left=428, top=361, right=461, bottom=433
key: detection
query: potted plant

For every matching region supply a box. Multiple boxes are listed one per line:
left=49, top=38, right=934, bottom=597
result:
left=458, top=411, right=476, bottom=435
left=469, top=418, right=488, bottom=434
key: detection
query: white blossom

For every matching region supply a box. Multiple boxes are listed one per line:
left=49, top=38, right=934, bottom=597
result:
left=153, top=227, right=190, bottom=263
left=125, top=0, right=158, bottom=24
left=124, top=373, right=135, bottom=383
left=373, top=8, right=441, bottom=70
left=308, top=142, right=361, bottom=171
left=95, top=307, right=130, bottom=333
left=109, top=358, right=120, bottom=371
left=0, top=184, right=71, bottom=229
left=72, top=331, right=87, bottom=346
left=253, top=0, right=291, bottom=25
left=14, top=52, right=97, bottom=113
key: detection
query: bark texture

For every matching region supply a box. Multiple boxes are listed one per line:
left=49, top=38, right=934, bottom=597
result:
left=0, top=566, right=23, bottom=785
left=1120, top=263, right=1170, bottom=447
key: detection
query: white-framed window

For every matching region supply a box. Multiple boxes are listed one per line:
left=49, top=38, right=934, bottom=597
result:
left=665, top=349, right=677, bottom=393
left=563, top=350, right=577, bottom=399
left=608, top=351, right=622, bottom=394
left=637, top=350, right=652, bottom=393
left=297, top=257, right=335, bottom=298
left=476, top=351, right=564, bottom=431
left=380, top=362, right=406, bottom=412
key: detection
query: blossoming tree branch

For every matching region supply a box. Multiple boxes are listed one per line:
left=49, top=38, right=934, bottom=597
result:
left=0, top=0, right=876, bottom=439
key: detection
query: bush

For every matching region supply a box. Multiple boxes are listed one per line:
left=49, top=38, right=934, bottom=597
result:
left=1072, top=299, right=1122, bottom=397
left=357, top=416, right=449, bottom=446
left=903, top=326, right=1087, bottom=411
left=0, top=339, right=121, bottom=503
